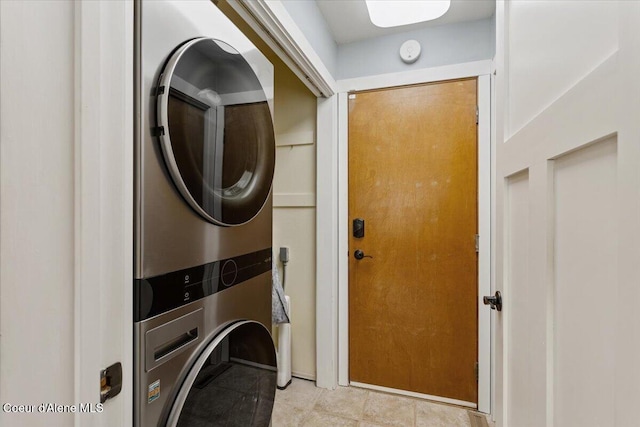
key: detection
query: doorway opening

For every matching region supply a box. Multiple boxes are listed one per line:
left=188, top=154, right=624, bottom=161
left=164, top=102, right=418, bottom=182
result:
left=337, top=74, right=492, bottom=413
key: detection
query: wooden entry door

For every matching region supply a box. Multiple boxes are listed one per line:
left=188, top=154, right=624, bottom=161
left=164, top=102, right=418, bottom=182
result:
left=348, top=79, right=478, bottom=405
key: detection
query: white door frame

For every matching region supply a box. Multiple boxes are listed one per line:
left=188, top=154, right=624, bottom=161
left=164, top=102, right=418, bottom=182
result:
left=329, top=60, right=494, bottom=413
left=74, top=1, right=134, bottom=424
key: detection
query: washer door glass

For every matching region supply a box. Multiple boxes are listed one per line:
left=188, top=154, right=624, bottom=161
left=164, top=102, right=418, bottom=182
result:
left=168, top=321, right=277, bottom=426
left=157, top=38, right=275, bottom=226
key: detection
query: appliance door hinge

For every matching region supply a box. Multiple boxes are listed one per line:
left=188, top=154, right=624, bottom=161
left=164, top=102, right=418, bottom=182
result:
left=475, top=234, right=479, bottom=253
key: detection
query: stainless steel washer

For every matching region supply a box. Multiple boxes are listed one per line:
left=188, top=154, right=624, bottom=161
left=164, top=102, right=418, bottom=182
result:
left=134, top=1, right=276, bottom=425
left=134, top=268, right=276, bottom=427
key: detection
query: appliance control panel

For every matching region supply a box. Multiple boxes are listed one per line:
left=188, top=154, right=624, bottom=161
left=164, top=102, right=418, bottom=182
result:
left=134, top=248, right=272, bottom=321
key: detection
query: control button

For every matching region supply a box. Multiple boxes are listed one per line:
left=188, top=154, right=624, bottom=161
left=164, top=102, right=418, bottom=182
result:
left=221, top=260, right=238, bottom=287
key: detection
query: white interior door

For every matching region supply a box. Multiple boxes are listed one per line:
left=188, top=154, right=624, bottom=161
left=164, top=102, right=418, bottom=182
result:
left=494, top=2, right=640, bottom=426
left=1, top=1, right=133, bottom=426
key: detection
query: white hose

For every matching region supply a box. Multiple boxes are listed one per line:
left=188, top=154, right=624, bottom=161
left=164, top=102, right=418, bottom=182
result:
left=277, top=295, right=292, bottom=389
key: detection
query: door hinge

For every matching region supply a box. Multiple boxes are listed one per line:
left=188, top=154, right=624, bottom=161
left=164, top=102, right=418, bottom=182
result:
left=475, top=362, right=479, bottom=382
left=151, top=126, right=165, bottom=137
left=475, top=234, right=479, bottom=253
left=476, top=106, right=479, bottom=124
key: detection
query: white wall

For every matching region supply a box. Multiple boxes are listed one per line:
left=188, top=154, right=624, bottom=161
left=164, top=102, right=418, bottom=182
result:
left=272, top=66, right=318, bottom=380
left=280, top=0, right=338, bottom=77
left=278, top=1, right=494, bottom=83
left=506, top=1, right=618, bottom=137
left=337, top=18, right=494, bottom=80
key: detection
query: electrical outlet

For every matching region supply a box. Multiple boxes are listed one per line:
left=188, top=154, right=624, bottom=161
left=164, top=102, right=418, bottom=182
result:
left=279, top=247, right=289, bottom=263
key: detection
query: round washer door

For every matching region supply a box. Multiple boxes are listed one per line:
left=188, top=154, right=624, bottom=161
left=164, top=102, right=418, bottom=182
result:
left=166, top=321, right=277, bottom=427
left=157, top=38, right=275, bottom=226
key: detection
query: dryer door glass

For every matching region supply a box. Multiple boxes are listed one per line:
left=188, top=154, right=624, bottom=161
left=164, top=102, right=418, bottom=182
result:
left=168, top=321, right=277, bottom=426
left=157, top=38, right=275, bottom=226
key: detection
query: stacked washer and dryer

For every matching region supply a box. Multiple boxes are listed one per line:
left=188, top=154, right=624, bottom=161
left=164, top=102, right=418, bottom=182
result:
left=134, top=1, right=277, bottom=425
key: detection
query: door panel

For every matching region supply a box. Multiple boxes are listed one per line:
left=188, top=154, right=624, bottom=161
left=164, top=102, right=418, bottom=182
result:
left=505, top=171, right=546, bottom=427
left=553, top=139, right=617, bottom=427
left=348, top=79, right=478, bottom=404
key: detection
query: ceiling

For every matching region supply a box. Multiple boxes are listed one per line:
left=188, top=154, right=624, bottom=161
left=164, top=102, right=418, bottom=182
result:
left=316, top=0, right=496, bottom=44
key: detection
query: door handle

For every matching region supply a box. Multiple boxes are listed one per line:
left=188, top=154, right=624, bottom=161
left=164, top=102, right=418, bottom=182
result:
left=483, top=291, right=502, bottom=311
left=353, top=250, right=373, bottom=260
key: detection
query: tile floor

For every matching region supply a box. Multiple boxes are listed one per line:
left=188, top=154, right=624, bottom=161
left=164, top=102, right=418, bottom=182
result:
left=272, top=378, right=493, bottom=427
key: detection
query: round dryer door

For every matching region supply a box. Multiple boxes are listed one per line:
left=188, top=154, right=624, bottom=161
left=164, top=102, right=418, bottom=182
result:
left=157, top=38, right=275, bottom=226
left=166, top=321, right=277, bottom=426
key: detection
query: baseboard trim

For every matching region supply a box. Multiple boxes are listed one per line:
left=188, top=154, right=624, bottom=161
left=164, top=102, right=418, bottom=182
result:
left=350, top=381, right=477, bottom=409
left=292, top=372, right=316, bottom=381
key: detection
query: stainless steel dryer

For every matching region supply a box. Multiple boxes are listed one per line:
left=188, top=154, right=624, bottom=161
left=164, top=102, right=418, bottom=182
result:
left=134, top=0, right=276, bottom=425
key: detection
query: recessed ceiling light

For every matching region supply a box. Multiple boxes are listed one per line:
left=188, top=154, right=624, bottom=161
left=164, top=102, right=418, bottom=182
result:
left=365, top=0, right=451, bottom=28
